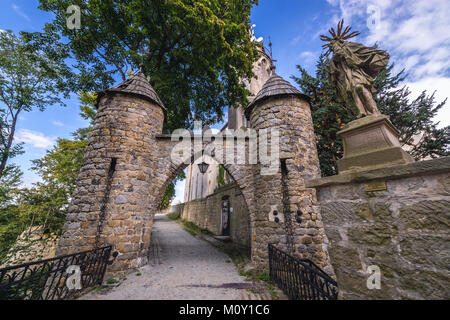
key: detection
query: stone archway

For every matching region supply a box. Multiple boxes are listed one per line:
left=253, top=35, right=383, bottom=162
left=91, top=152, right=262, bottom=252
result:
left=56, top=72, right=333, bottom=275
left=156, top=153, right=252, bottom=249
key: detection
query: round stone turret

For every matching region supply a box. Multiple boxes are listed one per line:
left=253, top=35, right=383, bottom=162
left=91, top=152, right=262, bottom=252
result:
left=56, top=72, right=167, bottom=273
left=244, top=72, right=310, bottom=119
left=245, top=73, right=332, bottom=271
left=96, top=71, right=167, bottom=121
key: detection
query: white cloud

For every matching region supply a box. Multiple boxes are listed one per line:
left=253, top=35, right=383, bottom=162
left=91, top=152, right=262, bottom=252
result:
left=291, top=35, right=301, bottom=45
left=15, top=129, right=56, bottom=149
left=405, top=77, right=450, bottom=128
left=326, top=0, right=450, bottom=127
left=11, top=3, right=31, bottom=22
left=171, top=179, right=186, bottom=205
left=20, top=173, right=42, bottom=189
left=299, top=51, right=316, bottom=64
left=325, top=0, right=450, bottom=79
left=52, top=120, right=65, bottom=127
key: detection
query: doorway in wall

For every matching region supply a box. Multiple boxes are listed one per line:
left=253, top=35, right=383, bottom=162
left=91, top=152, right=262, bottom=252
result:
left=221, top=197, right=231, bottom=236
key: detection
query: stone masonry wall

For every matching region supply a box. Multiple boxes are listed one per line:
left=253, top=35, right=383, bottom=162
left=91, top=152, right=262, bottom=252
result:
left=57, top=88, right=331, bottom=275
left=173, top=182, right=251, bottom=251
left=249, top=95, right=333, bottom=273
left=57, top=93, right=165, bottom=273
left=308, top=157, right=450, bottom=299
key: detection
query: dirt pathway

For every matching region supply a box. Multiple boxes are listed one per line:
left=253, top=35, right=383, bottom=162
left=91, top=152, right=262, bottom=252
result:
left=81, top=214, right=261, bottom=300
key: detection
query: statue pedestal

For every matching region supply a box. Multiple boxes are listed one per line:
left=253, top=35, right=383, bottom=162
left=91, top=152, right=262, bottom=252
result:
left=337, top=114, right=414, bottom=173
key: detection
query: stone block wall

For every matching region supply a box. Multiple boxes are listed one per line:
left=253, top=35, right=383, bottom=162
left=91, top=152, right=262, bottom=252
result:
left=56, top=79, right=332, bottom=275
left=171, top=183, right=251, bottom=251
left=307, top=157, right=450, bottom=299
left=248, top=95, right=332, bottom=273
left=57, top=93, right=165, bottom=272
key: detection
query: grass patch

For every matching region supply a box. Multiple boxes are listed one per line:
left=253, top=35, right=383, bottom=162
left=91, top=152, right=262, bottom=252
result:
left=106, top=278, right=119, bottom=285
left=181, top=220, right=214, bottom=237
left=136, top=272, right=142, bottom=276
left=214, top=242, right=249, bottom=268
left=183, top=227, right=197, bottom=237
left=239, top=270, right=280, bottom=300
left=91, top=285, right=102, bottom=294
left=267, top=282, right=279, bottom=299
left=166, top=212, right=180, bottom=221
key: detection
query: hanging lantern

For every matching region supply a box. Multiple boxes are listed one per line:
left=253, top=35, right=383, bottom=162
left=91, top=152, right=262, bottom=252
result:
left=198, top=161, right=209, bottom=174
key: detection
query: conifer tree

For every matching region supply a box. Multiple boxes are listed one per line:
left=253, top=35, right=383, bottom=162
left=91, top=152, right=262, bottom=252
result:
left=293, top=55, right=449, bottom=177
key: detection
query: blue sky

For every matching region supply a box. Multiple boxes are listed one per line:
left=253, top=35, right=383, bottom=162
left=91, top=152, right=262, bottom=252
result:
left=1, top=0, right=449, bottom=197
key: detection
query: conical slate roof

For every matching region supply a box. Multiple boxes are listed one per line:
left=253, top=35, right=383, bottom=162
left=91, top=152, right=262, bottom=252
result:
left=96, top=72, right=167, bottom=117
left=245, top=73, right=310, bottom=118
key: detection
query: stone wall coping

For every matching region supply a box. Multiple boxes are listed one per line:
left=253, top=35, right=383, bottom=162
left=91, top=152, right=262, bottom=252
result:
left=337, top=114, right=399, bottom=136
left=306, top=156, right=450, bottom=188
left=213, top=182, right=238, bottom=194
left=155, top=131, right=255, bottom=140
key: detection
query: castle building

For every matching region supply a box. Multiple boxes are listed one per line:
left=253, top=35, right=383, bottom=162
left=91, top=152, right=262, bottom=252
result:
left=174, top=46, right=276, bottom=251
left=183, top=46, right=275, bottom=202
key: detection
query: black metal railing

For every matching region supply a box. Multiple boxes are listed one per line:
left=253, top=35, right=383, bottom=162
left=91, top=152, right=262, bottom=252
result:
left=0, top=246, right=116, bottom=300
left=268, top=244, right=338, bottom=300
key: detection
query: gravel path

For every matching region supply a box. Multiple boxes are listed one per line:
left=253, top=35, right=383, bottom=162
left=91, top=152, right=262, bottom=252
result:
left=81, top=214, right=254, bottom=300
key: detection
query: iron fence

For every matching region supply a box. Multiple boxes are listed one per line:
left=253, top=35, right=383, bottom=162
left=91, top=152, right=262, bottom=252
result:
left=0, top=246, right=116, bottom=300
left=268, top=244, right=338, bottom=300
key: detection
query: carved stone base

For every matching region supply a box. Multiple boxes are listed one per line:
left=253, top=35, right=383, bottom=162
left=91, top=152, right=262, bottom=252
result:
left=337, top=114, right=414, bottom=173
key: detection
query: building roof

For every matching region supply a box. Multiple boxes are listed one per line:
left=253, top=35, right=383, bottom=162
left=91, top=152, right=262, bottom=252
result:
left=244, top=73, right=310, bottom=118
left=96, top=72, right=167, bottom=118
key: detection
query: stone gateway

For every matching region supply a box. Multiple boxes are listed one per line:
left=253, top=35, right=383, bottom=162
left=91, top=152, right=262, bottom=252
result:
left=56, top=61, right=333, bottom=276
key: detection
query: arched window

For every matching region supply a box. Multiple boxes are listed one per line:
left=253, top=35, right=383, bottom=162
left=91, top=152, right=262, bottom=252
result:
left=242, top=113, right=248, bottom=128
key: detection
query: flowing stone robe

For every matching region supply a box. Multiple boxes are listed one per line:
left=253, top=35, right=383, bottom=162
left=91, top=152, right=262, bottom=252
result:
left=328, top=41, right=389, bottom=117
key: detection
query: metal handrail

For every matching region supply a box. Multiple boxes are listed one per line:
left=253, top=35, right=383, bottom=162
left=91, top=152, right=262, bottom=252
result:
left=0, top=246, right=117, bottom=300
left=268, top=244, right=338, bottom=300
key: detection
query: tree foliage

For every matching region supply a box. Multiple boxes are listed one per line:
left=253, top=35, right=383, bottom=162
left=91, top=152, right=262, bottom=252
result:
left=0, top=164, right=23, bottom=207
left=38, top=0, right=259, bottom=130
left=158, top=171, right=186, bottom=210
left=0, top=30, right=74, bottom=178
left=32, top=138, right=88, bottom=198
left=0, top=130, right=89, bottom=262
left=293, top=54, right=449, bottom=177
left=216, top=164, right=226, bottom=188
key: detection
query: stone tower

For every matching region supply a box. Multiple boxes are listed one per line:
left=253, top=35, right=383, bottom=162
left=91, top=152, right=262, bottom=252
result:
left=228, top=46, right=274, bottom=130
left=56, top=72, right=167, bottom=272
left=245, top=73, right=331, bottom=271
left=56, top=65, right=332, bottom=275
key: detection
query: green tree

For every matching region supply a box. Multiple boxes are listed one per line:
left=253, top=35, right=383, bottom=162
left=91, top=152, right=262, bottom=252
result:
left=293, top=55, right=449, bottom=177
left=158, top=172, right=186, bottom=210
left=0, top=164, right=23, bottom=207
left=0, top=164, right=23, bottom=261
left=216, top=164, right=226, bottom=188
left=373, top=65, right=449, bottom=160
left=31, top=138, right=88, bottom=198
left=0, top=101, right=91, bottom=261
left=38, top=0, right=259, bottom=131
left=78, top=91, right=98, bottom=124
left=0, top=183, right=68, bottom=263
left=0, top=30, right=74, bottom=178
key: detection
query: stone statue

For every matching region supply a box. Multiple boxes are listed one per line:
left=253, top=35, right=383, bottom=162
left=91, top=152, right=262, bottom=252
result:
left=250, top=24, right=263, bottom=43
left=321, top=20, right=389, bottom=118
